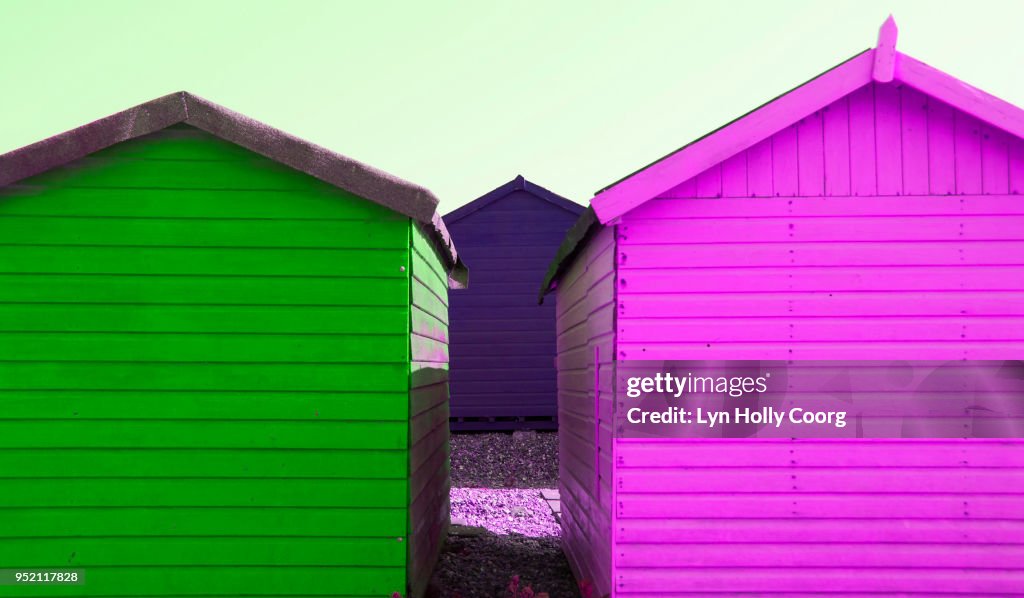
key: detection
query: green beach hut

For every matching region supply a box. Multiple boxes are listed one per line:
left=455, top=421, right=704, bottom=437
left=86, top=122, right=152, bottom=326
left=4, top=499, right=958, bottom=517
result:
left=0, top=92, right=465, bottom=598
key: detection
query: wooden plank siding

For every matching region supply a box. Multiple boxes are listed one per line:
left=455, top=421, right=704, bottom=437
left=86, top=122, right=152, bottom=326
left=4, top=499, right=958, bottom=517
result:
left=661, top=82, right=1024, bottom=199
left=612, top=86, right=1024, bottom=594
left=407, top=223, right=452, bottom=598
left=446, top=190, right=581, bottom=429
left=0, top=126, right=414, bottom=597
left=554, top=226, right=617, bottom=597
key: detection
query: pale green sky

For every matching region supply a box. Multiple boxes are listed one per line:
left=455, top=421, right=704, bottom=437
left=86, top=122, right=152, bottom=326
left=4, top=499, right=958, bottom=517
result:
left=2, top=0, right=1023, bottom=212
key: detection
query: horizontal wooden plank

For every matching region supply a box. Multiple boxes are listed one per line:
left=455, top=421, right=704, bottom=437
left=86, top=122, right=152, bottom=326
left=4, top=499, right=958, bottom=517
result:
left=0, top=274, right=408, bottom=306
left=0, top=506, right=405, bottom=538
left=617, top=543, right=1024, bottom=569
left=0, top=215, right=408, bottom=249
left=0, top=420, right=406, bottom=449
left=444, top=232, right=570, bottom=246
left=618, top=518, right=1024, bottom=544
left=449, top=404, right=557, bottom=417
left=450, top=368, right=555, bottom=382
left=0, top=478, right=407, bottom=508
left=411, top=335, right=448, bottom=363
left=450, top=355, right=553, bottom=370
left=0, top=448, right=406, bottom=478
left=454, top=330, right=553, bottom=344
left=0, top=565, right=403, bottom=596
left=25, top=156, right=336, bottom=192
left=0, top=245, right=407, bottom=277
left=447, top=244, right=562, bottom=260
left=0, top=304, right=407, bottom=333
left=94, top=130, right=274, bottom=160
left=0, top=390, right=407, bottom=420
left=620, top=265, right=1024, bottom=293
left=451, top=318, right=554, bottom=333
left=0, top=362, right=408, bottom=392
left=0, top=186, right=397, bottom=220
left=453, top=380, right=558, bottom=394
left=465, top=269, right=555, bottom=284
left=619, top=215, right=1024, bottom=244
left=448, top=220, right=578, bottom=234
left=0, top=332, right=406, bottom=362
left=450, top=306, right=554, bottom=320
left=618, top=493, right=1024, bottom=519
left=412, top=277, right=449, bottom=322
left=452, top=256, right=555, bottom=272
left=0, top=537, right=404, bottom=567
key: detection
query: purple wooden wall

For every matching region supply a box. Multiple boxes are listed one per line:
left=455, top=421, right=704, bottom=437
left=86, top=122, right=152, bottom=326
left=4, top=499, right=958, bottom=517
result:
left=554, top=226, right=617, bottom=597
left=556, top=81, right=1024, bottom=595
left=446, top=182, right=582, bottom=430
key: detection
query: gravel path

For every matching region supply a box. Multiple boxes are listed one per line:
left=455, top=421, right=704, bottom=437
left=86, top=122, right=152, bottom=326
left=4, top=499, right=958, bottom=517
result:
left=428, top=431, right=579, bottom=598
left=450, top=431, right=558, bottom=488
left=429, top=531, right=580, bottom=598
left=450, top=488, right=560, bottom=538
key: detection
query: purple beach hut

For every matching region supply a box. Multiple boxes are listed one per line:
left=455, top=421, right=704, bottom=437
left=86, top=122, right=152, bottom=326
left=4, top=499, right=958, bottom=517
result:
left=541, top=19, right=1024, bottom=596
left=445, top=176, right=583, bottom=430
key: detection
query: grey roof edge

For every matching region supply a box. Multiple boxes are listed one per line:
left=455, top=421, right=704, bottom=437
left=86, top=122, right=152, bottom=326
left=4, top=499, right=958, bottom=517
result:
left=419, top=217, right=468, bottom=289
left=0, top=91, right=465, bottom=287
left=444, top=174, right=585, bottom=224
left=538, top=206, right=599, bottom=304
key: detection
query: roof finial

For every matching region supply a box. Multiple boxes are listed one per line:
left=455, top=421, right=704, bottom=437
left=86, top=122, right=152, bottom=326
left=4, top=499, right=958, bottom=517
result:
left=873, top=15, right=898, bottom=82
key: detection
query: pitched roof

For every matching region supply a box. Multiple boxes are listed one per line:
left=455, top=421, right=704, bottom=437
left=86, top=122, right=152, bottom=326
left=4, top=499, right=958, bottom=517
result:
left=0, top=91, right=467, bottom=288
left=541, top=17, right=1024, bottom=299
left=590, top=16, right=1024, bottom=224
left=444, top=175, right=584, bottom=224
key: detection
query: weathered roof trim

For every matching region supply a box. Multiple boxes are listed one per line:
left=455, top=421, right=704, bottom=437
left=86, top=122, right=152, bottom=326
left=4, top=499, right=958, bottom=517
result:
left=444, top=174, right=584, bottom=224
left=0, top=91, right=466, bottom=287
left=538, top=206, right=599, bottom=304
left=591, top=18, right=1024, bottom=224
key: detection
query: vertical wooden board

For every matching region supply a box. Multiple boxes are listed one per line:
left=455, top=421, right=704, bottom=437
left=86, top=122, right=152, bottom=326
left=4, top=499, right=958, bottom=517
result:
left=1011, top=137, right=1024, bottom=195
left=927, top=98, right=956, bottom=195
left=695, top=164, right=722, bottom=198
left=662, top=177, right=696, bottom=198
left=823, top=96, right=851, bottom=196
left=981, top=124, right=1010, bottom=195
left=848, top=84, right=877, bottom=196
left=954, top=112, right=983, bottom=195
left=901, top=86, right=930, bottom=195
left=797, top=111, right=824, bottom=196
left=720, top=151, right=748, bottom=197
left=772, top=125, right=799, bottom=197
left=874, top=82, right=903, bottom=195
left=747, top=140, right=773, bottom=197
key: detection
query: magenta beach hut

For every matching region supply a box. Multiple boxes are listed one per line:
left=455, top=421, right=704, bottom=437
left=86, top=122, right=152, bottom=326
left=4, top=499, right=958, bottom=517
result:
left=541, top=19, right=1024, bottom=596
left=445, top=176, right=583, bottom=430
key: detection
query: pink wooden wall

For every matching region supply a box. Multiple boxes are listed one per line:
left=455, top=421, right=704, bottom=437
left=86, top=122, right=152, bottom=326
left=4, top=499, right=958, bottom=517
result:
left=605, top=81, right=1024, bottom=594
left=554, top=226, right=617, bottom=597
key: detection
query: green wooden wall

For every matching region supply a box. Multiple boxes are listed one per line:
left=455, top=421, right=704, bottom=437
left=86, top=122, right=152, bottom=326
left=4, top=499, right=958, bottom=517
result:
left=0, top=126, right=416, bottom=597
left=406, top=225, right=451, bottom=598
